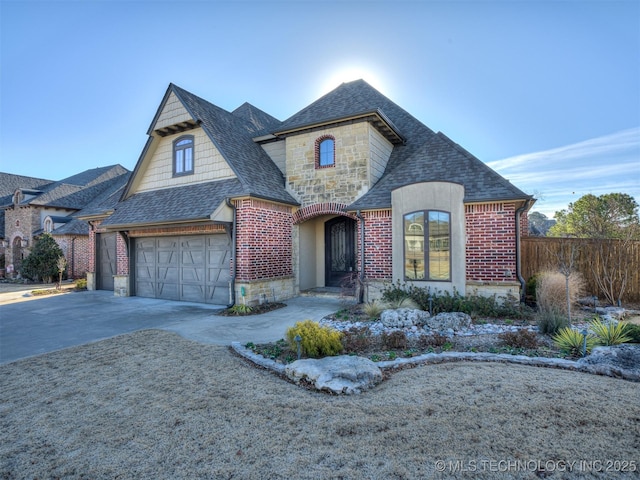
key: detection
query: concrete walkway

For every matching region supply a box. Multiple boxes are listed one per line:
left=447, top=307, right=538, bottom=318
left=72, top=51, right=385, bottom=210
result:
left=0, top=285, right=345, bottom=364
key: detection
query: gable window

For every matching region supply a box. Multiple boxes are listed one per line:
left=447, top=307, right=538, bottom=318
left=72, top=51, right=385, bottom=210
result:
left=44, top=218, right=53, bottom=233
left=174, top=135, right=194, bottom=176
left=315, top=135, right=335, bottom=168
left=403, top=210, right=451, bottom=281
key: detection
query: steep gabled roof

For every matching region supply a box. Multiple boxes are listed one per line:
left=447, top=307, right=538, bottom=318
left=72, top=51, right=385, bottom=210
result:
left=158, top=85, right=297, bottom=206
left=272, top=79, right=530, bottom=209
left=232, top=102, right=281, bottom=134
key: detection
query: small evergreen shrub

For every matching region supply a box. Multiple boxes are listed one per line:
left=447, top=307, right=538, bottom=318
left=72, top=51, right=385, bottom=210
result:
left=382, top=330, right=408, bottom=350
left=590, top=318, right=632, bottom=346
left=20, top=234, right=65, bottom=283
left=536, top=310, right=569, bottom=335
left=552, top=327, right=596, bottom=357
left=285, top=320, right=343, bottom=358
left=381, top=281, right=412, bottom=308
left=75, top=278, right=87, bottom=290
left=380, top=282, right=531, bottom=319
left=622, top=323, right=640, bottom=343
left=498, top=329, right=539, bottom=349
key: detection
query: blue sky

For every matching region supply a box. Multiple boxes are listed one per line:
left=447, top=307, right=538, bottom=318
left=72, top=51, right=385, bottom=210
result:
left=1, top=0, right=638, bottom=218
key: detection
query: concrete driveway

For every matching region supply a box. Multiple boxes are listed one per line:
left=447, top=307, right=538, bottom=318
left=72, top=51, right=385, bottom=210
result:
left=0, top=286, right=343, bottom=365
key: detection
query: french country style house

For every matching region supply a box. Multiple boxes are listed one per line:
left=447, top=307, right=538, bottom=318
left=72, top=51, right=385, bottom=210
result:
left=0, top=166, right=130, bottom=279
left=83, top=80, right=533, bottom=305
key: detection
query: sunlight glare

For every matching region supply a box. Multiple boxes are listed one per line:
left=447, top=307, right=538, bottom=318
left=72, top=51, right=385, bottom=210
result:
left=318, top=66, right=389, bottom=96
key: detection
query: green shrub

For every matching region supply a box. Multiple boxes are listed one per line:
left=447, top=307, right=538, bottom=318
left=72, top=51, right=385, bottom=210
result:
left=590, top=318, right=632, bottom=346
left=285, top=320, right=343, bottom=358
left=382, top=282, right=530, bottom=319
left=499, top=329, right=539, bottom=349
left=622, top=323, right=640, bottom=343
left=537, top=310, right=569, bottom=335
left=526, top=274, right=538, bottom=299
left=227, top=304, right=253, bottom=315
left=381, top=281, right=412, bottom=308
left=362, top=301, right=383, bottom=320
left=382, top=330, right=408, bottom=350
left=552, top=327, right=596, bottom=357
left=20, top=234, right=65, bottom=283
left=75, top=278, right=87, bottom=290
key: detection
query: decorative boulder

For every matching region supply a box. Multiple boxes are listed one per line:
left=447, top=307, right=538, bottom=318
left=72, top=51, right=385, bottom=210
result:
left=578, top=344, right=640, bottom=375
left=425, top=312, right=472, bottom=332
left=285, top=355, right=383, bottom=395
left=380, top=308, right=430, bottom=328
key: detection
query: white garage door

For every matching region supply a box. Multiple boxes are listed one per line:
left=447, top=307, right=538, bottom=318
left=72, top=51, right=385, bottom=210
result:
left=134, top=235, right=230, bottom=305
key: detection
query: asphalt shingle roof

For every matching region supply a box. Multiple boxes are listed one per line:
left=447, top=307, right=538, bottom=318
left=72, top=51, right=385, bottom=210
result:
left=102, top=178, right=244, bottom=227
left=169, top=85, right=297, bottom=206
left=277, top=79, right=530, bottom=209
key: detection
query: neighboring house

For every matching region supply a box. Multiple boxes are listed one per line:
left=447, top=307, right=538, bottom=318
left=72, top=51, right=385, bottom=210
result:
left=1, top=166, right=130, bottom=279
left=87, top=80, right=533, bottom=305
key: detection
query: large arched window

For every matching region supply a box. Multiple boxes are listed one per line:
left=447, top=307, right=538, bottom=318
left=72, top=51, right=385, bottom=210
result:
left=173, top=135, right=194, bottom=176
left=403, top=210, right=451, bottom=281
left=315, top=135, right=335, bottom=168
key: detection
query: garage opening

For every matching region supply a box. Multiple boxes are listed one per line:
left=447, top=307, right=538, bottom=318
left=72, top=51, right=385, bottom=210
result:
left=134, top=234, right=230, bottom=305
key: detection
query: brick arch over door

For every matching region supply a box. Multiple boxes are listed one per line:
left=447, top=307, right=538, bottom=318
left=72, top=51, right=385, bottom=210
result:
left=292, top=203, right=357, bottom=225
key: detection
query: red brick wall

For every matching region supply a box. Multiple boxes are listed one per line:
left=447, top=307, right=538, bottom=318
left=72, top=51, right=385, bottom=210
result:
left=465, top=202, right=518, bottom=282
left=360, top=210, right=392, bottom=280
left=235, top=199, right=293, bottom=281
left=54, top=235, right=90, bottom=278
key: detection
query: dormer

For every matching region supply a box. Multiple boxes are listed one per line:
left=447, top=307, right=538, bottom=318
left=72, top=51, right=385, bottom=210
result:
left=13, top=188, right=43, bottom=205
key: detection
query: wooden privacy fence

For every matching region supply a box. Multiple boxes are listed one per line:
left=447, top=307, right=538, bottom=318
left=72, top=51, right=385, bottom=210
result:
left=521, top=237, right=640, bottom=303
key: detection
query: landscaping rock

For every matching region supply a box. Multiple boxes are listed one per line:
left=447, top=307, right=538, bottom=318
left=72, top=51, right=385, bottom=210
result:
left=380, top=308, right=430, bottom=328
left=285, top=355, right=383, bottom=395
left=426, top=312, right=472, bottom=332
left=578, top=344, right=640, bottom=378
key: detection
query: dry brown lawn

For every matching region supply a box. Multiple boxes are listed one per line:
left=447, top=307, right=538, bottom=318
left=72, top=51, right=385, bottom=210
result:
left=1, top=330, right=639, bottom=479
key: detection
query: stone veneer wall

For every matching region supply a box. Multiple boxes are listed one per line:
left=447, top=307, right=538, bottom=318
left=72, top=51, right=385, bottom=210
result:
left=286, top=123, right=388, bottom=207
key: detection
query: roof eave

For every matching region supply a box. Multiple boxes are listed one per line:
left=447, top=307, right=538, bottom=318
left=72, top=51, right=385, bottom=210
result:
left=273, top=109, right=405, bottom=145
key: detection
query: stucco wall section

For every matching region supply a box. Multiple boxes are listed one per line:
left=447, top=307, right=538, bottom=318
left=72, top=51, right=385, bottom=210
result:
left=391, top=182, right=466, bottom=295
left=155, top=92, right=192, bottom=130
left=286, top=122, right=391, bottom=207
left=135, top=128, right=236, bottom=192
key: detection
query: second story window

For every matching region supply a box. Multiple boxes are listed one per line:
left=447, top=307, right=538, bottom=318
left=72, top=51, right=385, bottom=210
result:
left=174, top=135, right=194, bottom=176
left=316, top=135, right=335, bottom=168
left=44, top=218, right=53, bottom=233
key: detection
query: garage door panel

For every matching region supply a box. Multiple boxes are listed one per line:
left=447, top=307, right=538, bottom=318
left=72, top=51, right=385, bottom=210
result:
left=182, top=284, right=206, bottom=302
left=182, top=266, right=204, bottom=283
left=134, top=234, right=229, bottom=304
left=157, top=282, right=179, bottom=300
left=97, top=233, right=117, bottom=291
